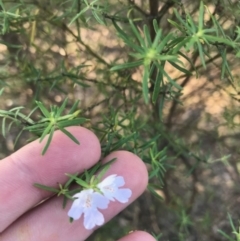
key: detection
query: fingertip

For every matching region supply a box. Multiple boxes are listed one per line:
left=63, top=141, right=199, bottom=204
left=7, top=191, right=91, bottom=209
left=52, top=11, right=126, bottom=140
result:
left=10, top=126, right=102, bottom=181
left=117, top=230, right=156, bottom=241
left=11, top=126, right=101, bottom=165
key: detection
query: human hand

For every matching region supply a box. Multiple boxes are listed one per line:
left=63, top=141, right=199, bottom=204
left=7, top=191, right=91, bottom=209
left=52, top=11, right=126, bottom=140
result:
left=0, top=127, right=155, bottom=241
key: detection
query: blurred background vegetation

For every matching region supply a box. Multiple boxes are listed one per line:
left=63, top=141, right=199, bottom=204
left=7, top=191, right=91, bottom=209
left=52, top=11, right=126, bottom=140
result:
left=1, top=0, right=240, bottom=240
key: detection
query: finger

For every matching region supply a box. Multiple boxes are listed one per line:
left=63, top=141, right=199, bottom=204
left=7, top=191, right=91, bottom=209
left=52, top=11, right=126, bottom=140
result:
left=0, top=126, right=101, bottom=232
left=117, top=231, right=156, bottom=241
left=1, top=151, right=148, bottom=241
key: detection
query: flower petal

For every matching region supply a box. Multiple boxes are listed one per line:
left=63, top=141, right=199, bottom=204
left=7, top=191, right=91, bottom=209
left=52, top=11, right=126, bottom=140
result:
left=99, top=188, right=115, bottom=201
left=97, top=175, right=132, bottom=203
left=114, top=176, right=125, bottom=187
left=113, top=188, right=132, bottom=203
left=97, top=174, right=117, bottom=188
left=68, top=200, right=84, bottom=220
left=92, top=192, right=110, bottom=209
left=84, top=208, right=105, bottom=230
left=72, top=189, right=94, bottom=201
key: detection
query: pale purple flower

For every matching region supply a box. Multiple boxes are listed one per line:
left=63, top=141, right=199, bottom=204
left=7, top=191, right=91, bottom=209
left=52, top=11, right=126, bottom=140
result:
left=97, top=174, right=132, bottom=203
left=68, top=189, right=109, bottom=230
left=68, top=174, right=132, bottom=230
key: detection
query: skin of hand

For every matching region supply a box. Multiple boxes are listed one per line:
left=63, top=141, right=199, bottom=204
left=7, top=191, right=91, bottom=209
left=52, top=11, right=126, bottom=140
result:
left=0, top=126, right=155, bottom=241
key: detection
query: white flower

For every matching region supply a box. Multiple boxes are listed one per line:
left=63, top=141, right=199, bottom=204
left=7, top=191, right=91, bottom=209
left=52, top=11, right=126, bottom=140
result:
left=97, top=174, right=132, bottom=203
left=67, top=175, right=132, bottom=230
left=68, top=189, right=109, bottom=230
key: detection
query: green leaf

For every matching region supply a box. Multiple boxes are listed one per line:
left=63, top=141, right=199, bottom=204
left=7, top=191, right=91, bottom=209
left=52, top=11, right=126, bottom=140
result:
left=84, top=169, right=91, bottom=183
left=62, top=196, right=68, bottom=209
left=143, top=24, right=152, bottom=48
left=110, top=60, right=143, bottom=71
left=158, top=55, right=178, bottom=61
left=198, top=1, right=204, bottom=30
left=69, top=100, right=80, bottom=114
left=25, top=122, right=47, bottom=131
left=218, top=229, right=234, bottom=241
left=88, top=163, right=101, bottom=177
left=125, top=41, right=145, bottom=53
left=155, top=62, right=182, bottom=90
left=112, top=132, right=136, bottom=150
left=152, top=67, right=163, bottom=104
left=68, top=6, right=89, bottom=26
left=167, top=19, right=184, bottom=32
left=205, top=35, right=234, bottom=47
left=34, top=183, right=59, bottom=193
left=129, top=20, right=146, bottom=47
left=64, top=173, right=79, bottom=189
left=92, top=10, right=105, bottom=25
left=42, top=127, right=55, bottom=155
left=58, top=118, right=87, bottom=127
left=66, top=173, right=89, bottom=188
left=58, top=126, right=80, bottom=144
left=169, top=61, right=192, bottom=75
left=56, top=98, right=68, bottom=118
left=228, top=213, right=236, bottom=232
left=112, top=20, right=129, bottom=41
left=25, top=106, right=38, bottom=124
left=138, top=135, right=160, bottom=150
left=7, top=120, right=14, bottom=133
left=149, top=166, right=160, bottom=179
left=173, top=8, right=188, bottom=28
left=178, top=51, right=195, bottom=70
left=152, top=19, right=159, bottom=34
left=0, top=0, right=5, bottom=10
left=67, top=77, right=90, bottom=88
left=167, top=36, right=186, bottom=50
left=39, top=124, right=53, bottom=142
left=236, top=50, right=240, bottom=58
left=147, top=184, right=163, bottom=200
left=197, top=41, right=206, bottom=68
left=9, top=106, right=24, bottom=113
left=14, top=129, right=24, bottom=147
left=0, top=40, right=22, bottom=49
left=0, top=88, right=4, bottom=96
left=36, top=101, right=51, bottom=118
left=156, top=33, right=173, bottom=53
left=158, top=94, right=165, bottom=120
left=187, top=13, right=197, bottom=34
left=75, top=178, right=89, bottom=188
left=152, top=29, right=162, bottom=49
left=1, top=117, right=6, bottom=138
left=142, top=66, right=149, bottom=103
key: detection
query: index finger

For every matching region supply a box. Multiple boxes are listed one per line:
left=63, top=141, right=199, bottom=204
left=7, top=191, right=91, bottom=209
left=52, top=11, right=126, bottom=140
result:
left=0, top=126, right=101, bottom=232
